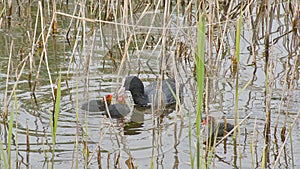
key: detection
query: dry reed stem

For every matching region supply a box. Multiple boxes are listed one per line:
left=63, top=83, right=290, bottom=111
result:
left=272, top=110, right=300, bottom=169
left=116, top=3, right=151, bottom=81
left=275, top=50, right=299, bottom=131
left=3, top=40, right=13, bottom=119
left=97, top=145, right=102, bottom=169
left=4, top=45, right=31, bottom=117
left=26, top=120, right=30, bottom=152
left=65, top=2, right=79, bottom=37
left=250, top=117, right=258, bottom=168
left=86, top=116, right=118, bottom=166
left=66, top=21, right=81, bottom=82
left=56, top=11, right=200, bottom=30
left=73, top=68, right=80, bottom=169
left=28, top=2, right=41, bottom=86
left=214, top=0, right=234, bottom=69
left=31, top=2, right=56, bottom=102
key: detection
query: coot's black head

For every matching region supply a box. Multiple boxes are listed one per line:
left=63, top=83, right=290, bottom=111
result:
left=123, top=76, right=148, bottom=106
left=124, top=76, right=145, bottom=95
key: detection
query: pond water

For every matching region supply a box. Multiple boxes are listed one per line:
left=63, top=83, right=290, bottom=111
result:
left=0, top=1, right=299, bottom=169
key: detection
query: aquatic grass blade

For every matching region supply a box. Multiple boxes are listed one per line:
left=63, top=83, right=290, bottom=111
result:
left=0, top=138, right=8, bottom=168
left=234, top=10, right=242, bottom=134
left=75, top=74, right=79, bottom=169
left=289, top=124, right=295, bottom=169
left=7, top=91, right=17, bottom=167
left=7, top=118, right=13, bottom=166
left=188, top=113, right=194, bottom=169
left=0, top=7, right=5, bottom=17
left=53, top=74, right=61, bottom=145
left=195, top=13, right=205, bottom=169
left=233, top=9, right=242, bottom=168
left=235, top=11, right=242, bottom=63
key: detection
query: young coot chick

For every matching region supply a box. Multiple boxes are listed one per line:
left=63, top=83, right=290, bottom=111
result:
left=202, top=116, right=234, bottom=138
left=81, top=94, right=113, bottom=112
left=102, top=88, right=130, bottom=118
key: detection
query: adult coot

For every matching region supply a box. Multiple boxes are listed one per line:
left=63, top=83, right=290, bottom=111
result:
left=81, top=94, right=113, bottom=112
left=202, top=116, right=234, bottom=138
left=123, top=76, right=182, bottom=107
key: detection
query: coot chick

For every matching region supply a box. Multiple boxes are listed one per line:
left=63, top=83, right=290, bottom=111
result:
left=202, top=116, right=234, bottom=138
left=102, top=88, right=130, bottom=118
left=81, top=94, right=113, bottom=112
left=123, top=76, right=182, bottom=107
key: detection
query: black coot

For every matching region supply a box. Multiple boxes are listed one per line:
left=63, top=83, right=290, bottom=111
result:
left=123, top=76, right=182, bottom=107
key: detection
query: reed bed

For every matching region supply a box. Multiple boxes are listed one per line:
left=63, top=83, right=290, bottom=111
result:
left=0, top=0, right=299, bottom=169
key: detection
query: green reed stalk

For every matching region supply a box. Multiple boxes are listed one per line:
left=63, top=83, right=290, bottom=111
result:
left=194, top=13, right=205, bottom=169
left=52, top=74, right=61, bottom=144
left=234, top=10, right=242, bottom=122
left=289, top=124, right=295, bottom=169
left=14, top=89, right=19, bottom=169
left=0, top=7, right=5, bottom=17
left=13, top=90, right=19, bottom=169
left=235, top=12, right=242, bottom=63
left=188, top=112, right=194, bottom=169
left=233, top=11, right=242, bottom=136
left=261, top=148, right=266, bottom=169
left=0, top=138, right=7, bottom=168
left=233, top=10, right=242, bottom=168
left=250, top=119, right=256, bottom=169
left=75, top=75, right=79, bottom=169
left=150, top=159, right=154, bottom=169
left=7, top=91, right=17, bottom=168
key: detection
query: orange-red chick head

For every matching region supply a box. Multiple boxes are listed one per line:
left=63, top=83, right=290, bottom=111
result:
left=105, top=94, right=113, bottom=104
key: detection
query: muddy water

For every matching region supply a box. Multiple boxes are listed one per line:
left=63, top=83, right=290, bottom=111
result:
left=0, top=2, right=299, bottom=169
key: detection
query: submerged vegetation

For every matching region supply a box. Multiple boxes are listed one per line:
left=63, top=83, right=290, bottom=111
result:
left=0, top=0, right=299, bottom=168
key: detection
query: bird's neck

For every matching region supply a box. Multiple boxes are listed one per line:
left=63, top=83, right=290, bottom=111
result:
left=132, top=93, right=149, bottom=106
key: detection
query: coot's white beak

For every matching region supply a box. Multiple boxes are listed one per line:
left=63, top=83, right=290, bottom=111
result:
left=117, top=87, right=125, bottom=103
